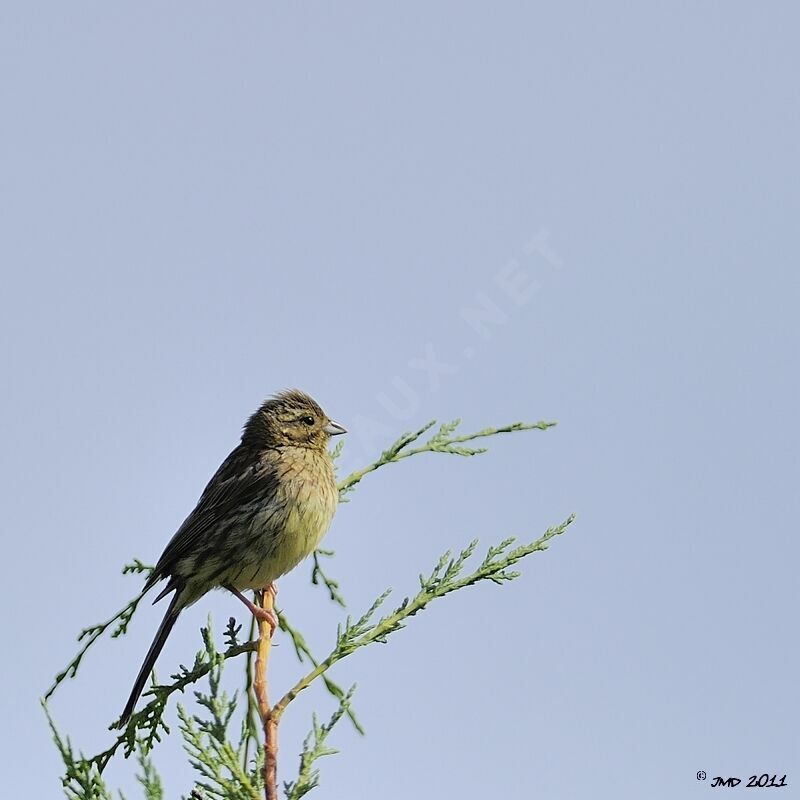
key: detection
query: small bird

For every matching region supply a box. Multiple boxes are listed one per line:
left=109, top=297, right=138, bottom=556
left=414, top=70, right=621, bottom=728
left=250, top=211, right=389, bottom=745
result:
left=118, top=390, right=345, bottom=725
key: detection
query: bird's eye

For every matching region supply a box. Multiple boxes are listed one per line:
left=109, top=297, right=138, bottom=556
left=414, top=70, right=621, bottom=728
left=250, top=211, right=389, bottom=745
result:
left=300, top=415, right=315, bottom=426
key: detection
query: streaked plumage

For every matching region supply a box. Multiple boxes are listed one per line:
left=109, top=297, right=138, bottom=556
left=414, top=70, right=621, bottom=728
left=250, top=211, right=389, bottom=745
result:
left=118, top=390, right=344, bottom=725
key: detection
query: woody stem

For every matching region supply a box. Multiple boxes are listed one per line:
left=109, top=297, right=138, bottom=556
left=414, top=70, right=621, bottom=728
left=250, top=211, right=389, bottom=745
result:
left=252, top=585, right=278, bottom=800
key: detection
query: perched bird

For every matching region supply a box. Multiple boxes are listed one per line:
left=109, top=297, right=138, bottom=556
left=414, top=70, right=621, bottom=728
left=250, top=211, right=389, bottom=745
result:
left=118, top=390, right=345, bottom=725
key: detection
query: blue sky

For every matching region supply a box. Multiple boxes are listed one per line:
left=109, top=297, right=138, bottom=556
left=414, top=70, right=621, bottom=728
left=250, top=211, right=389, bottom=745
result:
left=2, top=3, right=798, bottom=798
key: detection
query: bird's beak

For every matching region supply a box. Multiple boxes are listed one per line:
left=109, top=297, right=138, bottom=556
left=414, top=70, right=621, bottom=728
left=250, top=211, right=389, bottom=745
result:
left=324, top=420, right=347, bottom=436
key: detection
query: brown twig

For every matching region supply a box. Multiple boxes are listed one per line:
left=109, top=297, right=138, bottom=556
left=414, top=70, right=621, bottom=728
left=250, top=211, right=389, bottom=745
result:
left=253, top=586, right=278, bottom=800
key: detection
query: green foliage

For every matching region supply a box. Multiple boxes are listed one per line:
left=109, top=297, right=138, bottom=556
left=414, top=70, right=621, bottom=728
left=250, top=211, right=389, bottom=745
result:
left=135, top=750, right=164, bottom=800
left=176, top=623, right=263, bottom=800
left=44, top=417, right=571, bottom=798
left=337, top=418, right=556, bottom=499
left=309, top=550, right=346, bottom=608
left=283, top=688, right=356, bottom=800
left=44, top=582, right=149, bottom=702
left=44, top=702, right=114, bottom=800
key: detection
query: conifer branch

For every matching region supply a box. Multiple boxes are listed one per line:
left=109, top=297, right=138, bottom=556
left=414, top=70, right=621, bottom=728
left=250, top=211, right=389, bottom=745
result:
left=275, top=610, right=363, bottom=734
left=271, top=514, right=574, bottom=724
left=95, top=634, right=257, bottom=772
left=45, top=560, right=154, bottom=700
left=135, top=749, right=164, bottom=800
left=176, top=623, right=263, bottom=800
left=337, top=418, right=556, bottom=497
left=283, top=687, right=356, bottom=800
left=310, top=550, right=346, bottom=607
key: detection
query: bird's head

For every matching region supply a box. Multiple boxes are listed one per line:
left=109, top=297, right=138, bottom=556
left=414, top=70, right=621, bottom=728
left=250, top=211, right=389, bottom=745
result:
left=243, top=389, right=346, bottom=450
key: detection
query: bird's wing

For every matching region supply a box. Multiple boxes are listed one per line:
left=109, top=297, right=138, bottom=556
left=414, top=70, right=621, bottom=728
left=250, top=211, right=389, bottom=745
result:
left=145, top=445, right=280, bottom=590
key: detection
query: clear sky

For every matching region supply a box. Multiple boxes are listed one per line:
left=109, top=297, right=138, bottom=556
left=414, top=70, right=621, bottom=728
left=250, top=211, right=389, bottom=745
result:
left=2, top=3, right=798, bottom=799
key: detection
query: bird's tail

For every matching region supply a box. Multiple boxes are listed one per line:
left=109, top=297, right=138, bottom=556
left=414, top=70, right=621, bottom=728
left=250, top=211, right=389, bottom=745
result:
left=117, top=592, right=182, bottom=726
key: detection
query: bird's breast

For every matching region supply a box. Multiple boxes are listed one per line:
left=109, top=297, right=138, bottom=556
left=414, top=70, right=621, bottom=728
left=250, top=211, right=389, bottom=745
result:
left=236, top=449, right=338, bottom=588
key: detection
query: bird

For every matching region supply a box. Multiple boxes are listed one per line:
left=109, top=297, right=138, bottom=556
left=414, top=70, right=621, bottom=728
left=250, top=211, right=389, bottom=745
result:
left=118, top=389, right=346, bottom=725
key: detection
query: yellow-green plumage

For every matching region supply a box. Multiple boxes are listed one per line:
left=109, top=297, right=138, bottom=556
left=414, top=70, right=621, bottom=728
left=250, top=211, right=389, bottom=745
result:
left=224, top=446, right=338, bottom=591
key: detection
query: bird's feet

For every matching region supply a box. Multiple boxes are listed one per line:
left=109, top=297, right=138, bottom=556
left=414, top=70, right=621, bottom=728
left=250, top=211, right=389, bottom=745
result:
left=226, top=585, right=279, bottom=637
